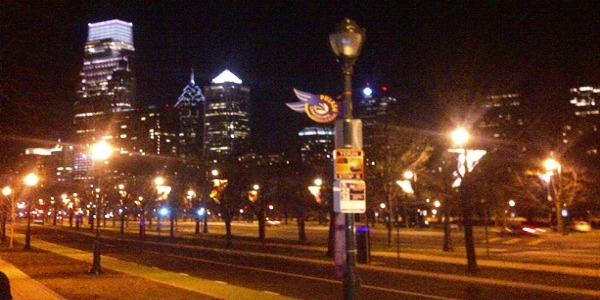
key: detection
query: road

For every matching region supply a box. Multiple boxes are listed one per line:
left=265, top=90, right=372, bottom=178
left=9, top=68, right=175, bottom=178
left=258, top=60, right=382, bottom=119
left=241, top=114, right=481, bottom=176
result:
left=19, top=222, right=600, bottom=299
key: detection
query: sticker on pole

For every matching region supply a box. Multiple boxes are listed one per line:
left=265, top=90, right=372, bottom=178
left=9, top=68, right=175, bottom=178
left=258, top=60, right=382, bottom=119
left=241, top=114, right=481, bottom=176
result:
left=334, top=180, right=366, bottom=213
left=334, top=149, right=364, bottom=179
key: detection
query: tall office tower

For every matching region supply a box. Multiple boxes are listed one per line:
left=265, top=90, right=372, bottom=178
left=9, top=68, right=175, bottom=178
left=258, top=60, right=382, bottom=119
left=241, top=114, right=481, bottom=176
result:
left=357, top=84, right=399, bottom=163
left=132, top=105, right=179, bottom=157
left=203, top=70, right=251, bottom=160
left=475, top=93, right=526, bottom=144
left=298, top=126, right=334, bottom=165
left=567, top=86, right=600, bottom=157
left=175, top=70, right=205, bottom=159
left=74, top=19, right=136, bottom=146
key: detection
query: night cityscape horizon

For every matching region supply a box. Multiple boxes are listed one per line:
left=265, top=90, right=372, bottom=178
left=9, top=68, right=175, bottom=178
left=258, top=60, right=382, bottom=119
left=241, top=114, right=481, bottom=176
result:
left=1, top=3, right=600, bottom=299
left=3, top=2, right=600, bottom=162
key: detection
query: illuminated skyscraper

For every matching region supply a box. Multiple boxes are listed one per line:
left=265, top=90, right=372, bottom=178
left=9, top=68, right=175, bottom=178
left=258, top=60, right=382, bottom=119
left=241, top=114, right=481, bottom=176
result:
left=203, top=70, right=251, bottom=160
left=298, top=126, right=334, bottom=165
left=175, top=69, right=205, bottom=159
left=74, top=19, right=136, bottom=145
left=566, top=86, right=600, bottom=157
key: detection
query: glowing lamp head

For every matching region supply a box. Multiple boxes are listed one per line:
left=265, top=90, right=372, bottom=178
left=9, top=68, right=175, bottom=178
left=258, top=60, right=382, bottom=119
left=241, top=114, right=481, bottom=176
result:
left=362, top=87, right=373, bottom=97
left=211, top=169, right=219, bottom=177
left=154, top=177, right=165, bottom=186
left=2, top=186, right=12, bottom=196
left=24, top=173, right=39, bottom=187
left=451, top=128, right=469, bottom=146
left=159, top=207, right=169, bottom=217
left=544, top=158, right=560, bottom=172
left=91, top=141, right=113, bottom=161
left=403, top=171, right=414, bottom=180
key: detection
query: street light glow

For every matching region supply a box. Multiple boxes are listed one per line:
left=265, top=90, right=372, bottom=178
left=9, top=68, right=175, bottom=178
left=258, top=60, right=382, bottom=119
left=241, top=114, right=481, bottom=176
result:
left=2, top=186, right=11, bottom=196
left=91, top=140, right=113, bottom=161
left=544, top=158, right=560, bottom=172
left=24, top=173, right=39, bottom=186
left=403, top=171, right=414, bottom=180
left=451, top=128, right=469, bottom=146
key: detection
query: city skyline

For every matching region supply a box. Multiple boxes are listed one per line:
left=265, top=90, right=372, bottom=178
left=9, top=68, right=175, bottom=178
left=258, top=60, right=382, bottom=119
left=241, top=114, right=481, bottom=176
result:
left=3, top=2, right=600, bottom=163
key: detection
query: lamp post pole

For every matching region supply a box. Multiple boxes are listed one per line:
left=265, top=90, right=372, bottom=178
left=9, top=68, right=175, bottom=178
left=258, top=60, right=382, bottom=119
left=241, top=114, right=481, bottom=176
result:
left=544, top=158, right=564, bottom=235
left=89, top=141, right=113, bottom=275
left=23, top=173, right=39, bottom=251
left=2, top=187, right=15, bottom=248
left=451, top=128, right=478, bottom=274
left=330, top=18, right=365, bottom=299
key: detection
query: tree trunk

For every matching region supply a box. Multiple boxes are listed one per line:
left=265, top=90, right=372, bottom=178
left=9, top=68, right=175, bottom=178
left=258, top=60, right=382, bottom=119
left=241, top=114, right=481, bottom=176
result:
left=258, top=205, right=266, bottom=243
left=297, top=208, right=306, bottom=242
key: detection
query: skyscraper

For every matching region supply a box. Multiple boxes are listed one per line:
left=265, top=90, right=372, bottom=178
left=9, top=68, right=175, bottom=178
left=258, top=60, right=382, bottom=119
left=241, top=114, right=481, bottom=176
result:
left=175, top=69, right=205, bottom=159
left=203, top=70, right=251, bottom=160
left=74, top=19, right=136, bottom=146
left=298, top=126, right=334, bottom=165
left=566, top=86, right=600, bottom=157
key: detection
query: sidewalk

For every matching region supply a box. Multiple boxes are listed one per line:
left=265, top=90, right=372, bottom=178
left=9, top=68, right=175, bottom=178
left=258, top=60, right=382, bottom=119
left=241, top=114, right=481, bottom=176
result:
left=2, top=233, right=295, bottom=300
left=0, top=258, right=65, bottom=300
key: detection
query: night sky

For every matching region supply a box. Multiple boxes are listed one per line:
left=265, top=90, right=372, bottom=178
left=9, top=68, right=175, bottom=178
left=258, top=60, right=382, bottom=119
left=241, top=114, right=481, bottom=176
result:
left=2, top=1, right=600, bottom=159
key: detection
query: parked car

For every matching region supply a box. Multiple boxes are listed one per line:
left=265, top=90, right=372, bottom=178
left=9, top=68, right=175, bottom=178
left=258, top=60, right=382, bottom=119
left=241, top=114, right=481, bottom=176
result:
left=570, top=221, right=591, bottom=232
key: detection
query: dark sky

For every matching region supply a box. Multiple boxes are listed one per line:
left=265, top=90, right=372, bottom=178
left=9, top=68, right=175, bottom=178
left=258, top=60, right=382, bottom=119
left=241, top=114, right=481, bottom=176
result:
left=2, top=1, right=600, bottom=157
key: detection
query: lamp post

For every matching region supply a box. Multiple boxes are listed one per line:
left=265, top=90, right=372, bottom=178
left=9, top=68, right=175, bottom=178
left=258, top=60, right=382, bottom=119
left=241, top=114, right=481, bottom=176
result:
left=248, top=184, right=265, bottom=243
left=118, top=184, right=127, bottom=235
left=451, top=127, right=478, bottom=274
left=154, top=176, right=171, bottom=235
left=544, top=158, right=565, bottom=235
left=89, top=140, right=113, bottom=275
left=23, top=173, right=39, bottom=250
left=203, top=169, right=219, bottom=233
left=2, top=186, right=15, bottom=248
left=330, top=18, right=365, bottom=299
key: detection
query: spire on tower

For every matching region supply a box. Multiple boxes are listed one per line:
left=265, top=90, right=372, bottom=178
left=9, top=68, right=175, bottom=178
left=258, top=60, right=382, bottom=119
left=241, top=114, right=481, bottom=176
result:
left=190, top=68, right=196, bottom=85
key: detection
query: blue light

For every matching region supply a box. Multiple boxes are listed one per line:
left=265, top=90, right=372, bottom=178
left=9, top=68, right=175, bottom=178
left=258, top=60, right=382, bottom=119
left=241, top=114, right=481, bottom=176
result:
left=197, top=208, right=205, bottom=216
left=362, top=87, right=373, bottom=97
left=159, top=207, right=169, bottom=216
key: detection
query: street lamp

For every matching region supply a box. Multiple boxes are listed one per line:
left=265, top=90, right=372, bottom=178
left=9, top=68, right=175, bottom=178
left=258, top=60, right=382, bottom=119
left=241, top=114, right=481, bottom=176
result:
left=451, top=127, right=478, bottom=274
left=89, top=140, right=112, bottom=275
left=154, top=177, right=171, bottom=236
left=330, top=18, right=365, bottom=299
left=2, top=186, right=15, bottom=248
left=118, top=184, right=127, bottom=235
left=248, top=184, right=265, bottom=243
left=23, top=172, right=39, bottom=250
left=544, top=158, right=565, bottom=235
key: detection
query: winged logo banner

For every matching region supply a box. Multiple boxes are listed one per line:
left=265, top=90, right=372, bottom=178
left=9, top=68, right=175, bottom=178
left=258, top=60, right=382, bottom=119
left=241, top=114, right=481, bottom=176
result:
left=286, top=89, right=340, bottom=123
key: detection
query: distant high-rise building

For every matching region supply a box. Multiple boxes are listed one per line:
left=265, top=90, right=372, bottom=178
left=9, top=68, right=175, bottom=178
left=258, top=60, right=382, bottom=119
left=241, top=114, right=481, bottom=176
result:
left=74, top=19, right=136, bottom=145
left=298, top=126, right=334, bottom=165
left=175, top=69, right=205, bottom=159
left=476, top=93, right=525, bottom=139
left=570, top=86, right=600, bottom=119
left=358, top=84, right=398, bottom=162
left=566, top=86, right=600, bottom=157
left=203, top=70, right=251, bottom=160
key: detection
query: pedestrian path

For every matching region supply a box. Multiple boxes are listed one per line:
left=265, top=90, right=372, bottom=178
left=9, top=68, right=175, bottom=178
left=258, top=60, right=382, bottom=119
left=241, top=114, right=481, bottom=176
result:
left=7, top=233, right=294, bottom=300
left=0, top=258, right=65, bottom=300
